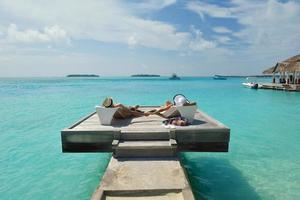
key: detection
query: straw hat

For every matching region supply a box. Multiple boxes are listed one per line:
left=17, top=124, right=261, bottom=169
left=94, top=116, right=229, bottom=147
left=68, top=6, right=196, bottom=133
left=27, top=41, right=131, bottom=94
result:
left=102, top=97, right=113, bottom=108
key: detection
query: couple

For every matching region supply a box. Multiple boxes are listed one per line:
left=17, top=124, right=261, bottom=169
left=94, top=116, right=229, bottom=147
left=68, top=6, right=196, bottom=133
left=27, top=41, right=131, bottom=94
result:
left=102, top=95, right=194, bottom=125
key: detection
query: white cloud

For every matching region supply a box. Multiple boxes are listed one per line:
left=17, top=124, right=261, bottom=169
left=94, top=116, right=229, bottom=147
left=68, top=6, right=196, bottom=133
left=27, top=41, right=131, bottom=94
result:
left=5, top=24, right=68, bottom=44
left=189, top=26, right=216, bottom=51
left=1, top=0, right=299, bottom=76
left=215, top=36, right=231, bottom=44
left=213, top=26, right=233, bottom=34
left=187, top=0, right=300, bottom=56
left=186, top=1, right=233, bottom=20
left=127, top=35, right=138, bottom=48
left=0, top=0, right=214, bottom=52
left=128, top=0, right=176, bottom=11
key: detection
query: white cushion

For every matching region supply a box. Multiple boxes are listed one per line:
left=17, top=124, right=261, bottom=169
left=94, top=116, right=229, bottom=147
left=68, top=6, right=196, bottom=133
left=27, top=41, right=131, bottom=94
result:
left=176, top=105, right=197, bottom=123
left=95, top=106, right=119, bottom=125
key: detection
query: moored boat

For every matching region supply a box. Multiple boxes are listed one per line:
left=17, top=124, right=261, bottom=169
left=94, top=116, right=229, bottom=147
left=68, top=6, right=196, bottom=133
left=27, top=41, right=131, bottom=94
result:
left=169, top=73, right=181, bottom=80
left=242, top=82, right=260, bottom=89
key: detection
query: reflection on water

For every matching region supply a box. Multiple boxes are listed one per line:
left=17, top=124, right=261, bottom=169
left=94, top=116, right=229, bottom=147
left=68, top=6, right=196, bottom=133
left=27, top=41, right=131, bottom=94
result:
left=181, top=154, right=262, bottom=200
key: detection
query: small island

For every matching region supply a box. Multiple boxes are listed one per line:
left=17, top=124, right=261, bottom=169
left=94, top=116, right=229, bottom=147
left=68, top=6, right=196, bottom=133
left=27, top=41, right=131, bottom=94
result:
left=131, top=74, right=160, bottom=77
left=66, top=74, right=99, bottom=77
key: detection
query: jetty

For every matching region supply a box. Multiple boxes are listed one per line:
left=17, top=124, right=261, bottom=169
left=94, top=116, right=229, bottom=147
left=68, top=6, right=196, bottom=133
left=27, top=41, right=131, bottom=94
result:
left=262, top=54, right=300, bottom=91
left=61, top=106, right=230, bottom=199
left=259, top=83, right=300, bottom=91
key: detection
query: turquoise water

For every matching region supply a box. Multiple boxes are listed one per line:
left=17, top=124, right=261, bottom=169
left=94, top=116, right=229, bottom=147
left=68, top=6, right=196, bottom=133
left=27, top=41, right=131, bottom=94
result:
left=1, top=77, right=299, bottom=200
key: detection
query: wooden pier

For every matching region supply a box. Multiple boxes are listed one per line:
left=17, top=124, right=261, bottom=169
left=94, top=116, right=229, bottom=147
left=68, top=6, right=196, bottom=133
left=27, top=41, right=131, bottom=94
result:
left=260, top=83, right=300, bottom=91
left=61, top=106, right=230, bottom=199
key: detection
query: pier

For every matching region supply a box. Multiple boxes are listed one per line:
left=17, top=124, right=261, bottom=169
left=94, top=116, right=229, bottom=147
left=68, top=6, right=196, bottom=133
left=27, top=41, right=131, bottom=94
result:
left=61, top=106, right=230, bottom=199
left=260, top=83, right=300, bottom=91
left=262, top=54, right=300, bottom=91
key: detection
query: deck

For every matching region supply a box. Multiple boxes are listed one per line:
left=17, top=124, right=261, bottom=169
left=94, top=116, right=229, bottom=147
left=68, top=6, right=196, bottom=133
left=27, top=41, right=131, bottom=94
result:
left=61, top=106, right=230, bottom=154
left=260, top=83, right=300, bottom=91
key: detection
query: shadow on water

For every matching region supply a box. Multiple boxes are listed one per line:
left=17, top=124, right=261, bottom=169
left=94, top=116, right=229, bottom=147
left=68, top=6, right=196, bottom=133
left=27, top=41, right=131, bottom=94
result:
left=180, top=154, right=261, bottom=200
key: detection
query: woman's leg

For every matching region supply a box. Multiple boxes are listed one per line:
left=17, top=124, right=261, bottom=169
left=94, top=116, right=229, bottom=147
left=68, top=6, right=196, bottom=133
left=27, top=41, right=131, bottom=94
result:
left=114, top=104, right=146, bottom=118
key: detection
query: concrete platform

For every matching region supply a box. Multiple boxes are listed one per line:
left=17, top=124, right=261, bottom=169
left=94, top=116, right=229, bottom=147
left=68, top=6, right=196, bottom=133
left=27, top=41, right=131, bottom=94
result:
left=61, top=106, right=230, bottom=153
left=91, top=157, right=194, bottom=200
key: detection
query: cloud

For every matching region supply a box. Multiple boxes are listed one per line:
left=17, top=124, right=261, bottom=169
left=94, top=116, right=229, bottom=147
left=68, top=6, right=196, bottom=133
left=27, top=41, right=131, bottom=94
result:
left=127, top=35, right=138, bottom=48
left=215, top=36, right=231, bottom=44
left=128, top=0, right=176, bottom=11
left=233, top=0, right=300, bottom=56
left=0, top=0, right=215, bottom=52
left=213, top=26, right=233, bottom=34
left=189, top=26, right=216, bottom=51
left=186, top=1, right=233, bottom=20
left=187, top=0, right=300, bottom=56
left=1, top=0, right=299, bottom=77
left=4, top=24, right=68, bottom=44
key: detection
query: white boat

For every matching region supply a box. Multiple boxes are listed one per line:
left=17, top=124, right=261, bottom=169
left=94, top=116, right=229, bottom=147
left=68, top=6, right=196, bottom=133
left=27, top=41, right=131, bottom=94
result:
left=242, top=82, right=260, bottom=89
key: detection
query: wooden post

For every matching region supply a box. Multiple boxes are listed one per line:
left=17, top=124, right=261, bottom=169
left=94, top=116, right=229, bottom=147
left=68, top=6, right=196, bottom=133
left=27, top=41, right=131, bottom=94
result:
left=293, top=72, right=296, bottom=84
left=279, top=72, right=282, bottom=83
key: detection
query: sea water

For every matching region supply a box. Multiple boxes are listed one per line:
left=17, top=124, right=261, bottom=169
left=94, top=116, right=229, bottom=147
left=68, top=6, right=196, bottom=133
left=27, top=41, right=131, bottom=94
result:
left=0, top=77, right=299, bottom=200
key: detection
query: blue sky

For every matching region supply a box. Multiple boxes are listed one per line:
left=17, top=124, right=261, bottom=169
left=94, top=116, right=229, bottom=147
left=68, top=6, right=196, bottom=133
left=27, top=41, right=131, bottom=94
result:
left=0, top=0, right=299, bottom=76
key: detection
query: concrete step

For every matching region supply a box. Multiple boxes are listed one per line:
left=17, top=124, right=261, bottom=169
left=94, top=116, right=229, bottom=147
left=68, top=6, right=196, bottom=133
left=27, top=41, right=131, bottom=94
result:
left=113, top=139, right=177, bottom=158
left=120, top=130, right=171, bottom=140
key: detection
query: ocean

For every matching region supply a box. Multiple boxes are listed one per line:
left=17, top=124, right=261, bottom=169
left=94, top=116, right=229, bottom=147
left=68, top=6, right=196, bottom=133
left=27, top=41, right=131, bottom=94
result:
left=1, top=77, right=299, bottom=200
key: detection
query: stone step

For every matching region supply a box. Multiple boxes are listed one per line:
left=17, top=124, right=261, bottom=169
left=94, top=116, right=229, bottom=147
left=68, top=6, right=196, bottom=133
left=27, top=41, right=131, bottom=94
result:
left=113, top=139, right=177, bottom=158
left=120, top=130, right=171, bottom=141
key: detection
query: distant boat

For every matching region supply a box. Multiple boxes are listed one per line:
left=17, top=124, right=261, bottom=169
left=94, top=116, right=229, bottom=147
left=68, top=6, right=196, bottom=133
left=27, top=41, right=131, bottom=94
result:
left=213, top=75, right=227, bottom=80
left=169, top=73, right=181, bottom=80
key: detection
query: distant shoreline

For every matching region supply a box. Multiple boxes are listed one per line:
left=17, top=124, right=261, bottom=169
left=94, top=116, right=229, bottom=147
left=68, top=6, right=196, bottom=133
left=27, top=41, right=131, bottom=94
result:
left=66, top=74, right=99, bottom=77
left=0, top=75, right=274, bottom=78
left=131, top=74, right=160, bottom=77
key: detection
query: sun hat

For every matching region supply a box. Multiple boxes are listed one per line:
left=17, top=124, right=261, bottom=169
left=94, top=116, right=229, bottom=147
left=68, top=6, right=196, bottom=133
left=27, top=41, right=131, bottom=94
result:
left=102, top=97, right=113, bottom=108
left=173, top=94, right=190, bottom=106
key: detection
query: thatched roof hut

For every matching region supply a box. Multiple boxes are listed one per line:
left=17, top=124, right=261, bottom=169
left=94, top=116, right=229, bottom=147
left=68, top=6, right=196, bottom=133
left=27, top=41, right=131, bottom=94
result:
left=263, top=65, right=276, bottom=74
left=285, top=61, right=300, bottom=72
left=263, top=62, right=288, bottom=74
left=263, top=54, right=300, bottom=74
left=283, top=54, right=300, bottom=63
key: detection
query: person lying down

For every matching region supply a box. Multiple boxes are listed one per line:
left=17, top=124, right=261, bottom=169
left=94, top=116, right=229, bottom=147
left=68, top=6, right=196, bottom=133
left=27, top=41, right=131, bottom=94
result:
left=146, top=96, right=196, bottom=118
left=101, top=94, right=195, bottom=126
left=102, top=97, right=149, bottom=119
left=145, top=94, right=196, bottom=126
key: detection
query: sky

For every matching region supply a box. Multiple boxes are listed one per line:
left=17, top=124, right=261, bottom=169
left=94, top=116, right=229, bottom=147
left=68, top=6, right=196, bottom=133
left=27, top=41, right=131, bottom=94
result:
left=0, top=0, right=300, bottom=77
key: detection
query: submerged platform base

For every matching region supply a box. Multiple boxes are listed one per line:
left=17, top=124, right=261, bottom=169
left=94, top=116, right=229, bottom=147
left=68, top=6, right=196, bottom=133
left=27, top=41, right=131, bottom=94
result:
left=91, top=157, right=194, bottom=200
left=61, top=106, right=230, bottom=153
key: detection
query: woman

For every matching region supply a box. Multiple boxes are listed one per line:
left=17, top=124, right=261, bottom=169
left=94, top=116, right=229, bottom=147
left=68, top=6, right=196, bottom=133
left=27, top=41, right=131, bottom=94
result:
left=146, top=101, right=173, bottom=116
left=102, top=97, right=149, bottom=119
